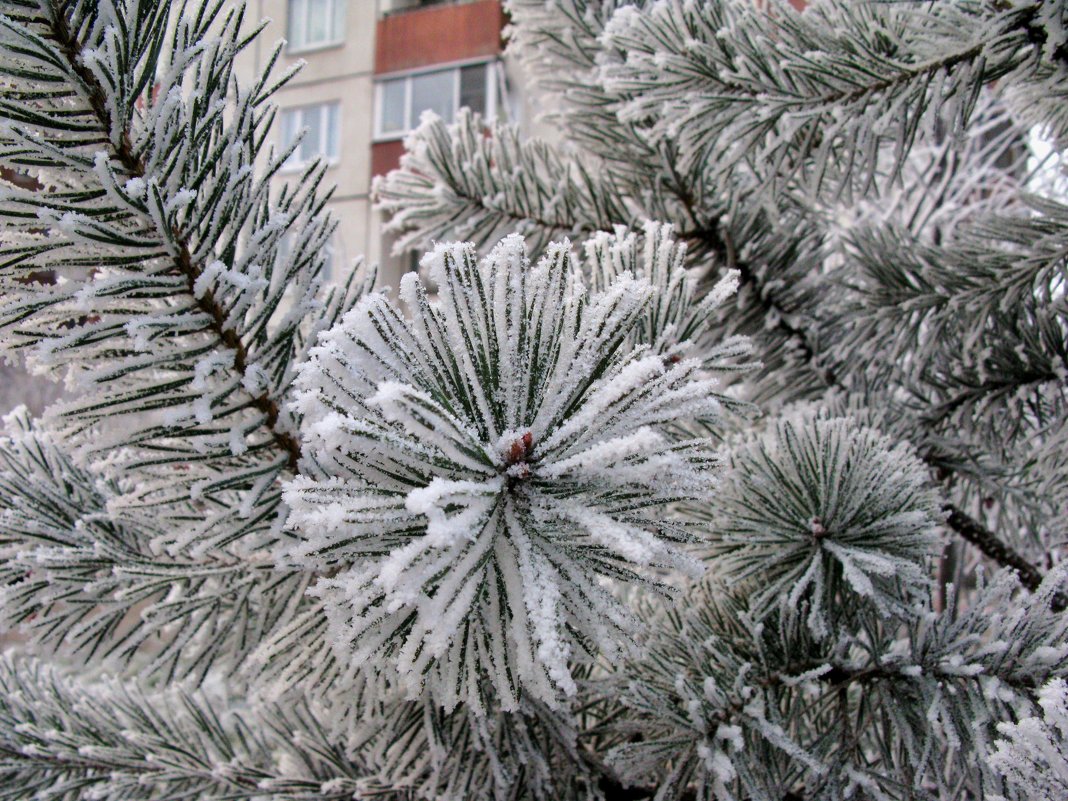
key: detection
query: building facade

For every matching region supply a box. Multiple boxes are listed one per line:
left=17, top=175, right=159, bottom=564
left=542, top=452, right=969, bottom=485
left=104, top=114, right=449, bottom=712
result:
left=235, top=0, right=514, bottom=290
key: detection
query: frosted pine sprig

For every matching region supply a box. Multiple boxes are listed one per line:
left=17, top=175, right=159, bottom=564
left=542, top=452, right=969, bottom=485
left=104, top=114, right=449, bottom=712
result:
left=585, top=221, right=756, bottom=385
left=283, top=232, right=744, bottom=711
left=990, top=678, right=1068, bottom=801
left=705, top=410, right=942, bottom=637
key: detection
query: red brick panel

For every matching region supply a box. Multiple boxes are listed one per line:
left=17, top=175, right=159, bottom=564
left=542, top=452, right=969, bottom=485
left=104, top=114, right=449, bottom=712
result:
left=375, top=0, right=505, bottom=75
left=372, top=140, right=408, bottom=177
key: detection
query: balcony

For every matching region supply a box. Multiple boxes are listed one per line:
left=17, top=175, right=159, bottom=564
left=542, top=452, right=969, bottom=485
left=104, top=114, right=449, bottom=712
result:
left=375, top=0, right=504, bottom=76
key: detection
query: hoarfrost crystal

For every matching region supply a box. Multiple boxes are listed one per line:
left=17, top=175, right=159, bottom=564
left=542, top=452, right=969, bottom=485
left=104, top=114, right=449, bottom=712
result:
left=990, top=677, right=1068, bottom=800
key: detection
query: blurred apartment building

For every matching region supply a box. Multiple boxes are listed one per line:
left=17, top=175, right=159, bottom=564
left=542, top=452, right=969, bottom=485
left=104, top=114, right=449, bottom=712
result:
left=235, top=0, right=518, bottom=289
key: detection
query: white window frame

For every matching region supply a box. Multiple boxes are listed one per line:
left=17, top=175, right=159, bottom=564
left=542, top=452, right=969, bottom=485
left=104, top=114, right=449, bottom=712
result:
left=373, top=57, right=500, bottom=141
left=279, top=102, right=341, bottom=173
left=286, top=0, right=345, bottom=54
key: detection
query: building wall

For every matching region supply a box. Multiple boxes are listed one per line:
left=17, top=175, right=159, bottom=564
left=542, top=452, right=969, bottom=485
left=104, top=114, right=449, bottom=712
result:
left=370, top=1, right=508, bottom=287
left=234, top=1, right=510, bottom=291
left=234, top=1, right=377, bottom=284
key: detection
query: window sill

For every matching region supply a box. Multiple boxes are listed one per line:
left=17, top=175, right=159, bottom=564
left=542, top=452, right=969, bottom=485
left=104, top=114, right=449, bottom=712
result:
left=286, top=40, right=346, bottom=57
left=372, top=112, right=495, bottom=143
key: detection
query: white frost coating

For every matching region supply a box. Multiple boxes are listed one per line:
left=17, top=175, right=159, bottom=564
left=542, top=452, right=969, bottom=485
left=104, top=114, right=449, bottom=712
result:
left=539, top=426, right=663, bottom=476
left=283, top=229, right=745, bottom=710
left=710, top=409, right=941, bottom=636
left=228, top=426, right=248, bottom=457
left=191, top=350, right=235, bottom=391
left=539, top=356, right=666, bottom=452
left=165, top=187, right=197, bottom=212
left=241, top=364, right=269, bottom=395
left=193, top=260, right=225, bottom=299
left=123, top=176, right=146, bottom=198
left=404, top=477, right=504, bottom=547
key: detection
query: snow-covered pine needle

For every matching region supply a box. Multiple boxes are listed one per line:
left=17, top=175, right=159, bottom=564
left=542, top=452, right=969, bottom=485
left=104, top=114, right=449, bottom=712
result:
left=283, top=231, right=746, bottom=710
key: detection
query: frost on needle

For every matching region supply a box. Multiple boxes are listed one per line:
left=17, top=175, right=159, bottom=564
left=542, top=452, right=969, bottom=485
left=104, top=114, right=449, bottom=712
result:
left=283, top=229, right=745, bottom=711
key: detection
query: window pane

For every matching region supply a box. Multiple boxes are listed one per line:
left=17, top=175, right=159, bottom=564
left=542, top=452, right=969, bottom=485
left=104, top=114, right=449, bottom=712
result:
left=459, top=64, right=486, bottom=117
left=332, top=0, right=345, bottom=42
left=410, top=70, right=455, bottom=126
left=301, top=107, right=322, bottom=163
left=321, top=237, right=336, bottom=283
left=281, top=108, right=302, bottom=168
left=325, top=103, right=339, bottom=159
left=379, top=79, right=406, bottom=134
left=280, top=109, right=301, bottom=150
left=287, top=0, right=307, bottom=49
left=307, top=0, right=329, bottom=43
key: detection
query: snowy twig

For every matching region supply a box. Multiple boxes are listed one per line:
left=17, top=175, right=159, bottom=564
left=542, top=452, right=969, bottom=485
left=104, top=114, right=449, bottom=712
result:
left=50, top=6, right=302, bottom=472
left=945, top=503, right=1067, bottom=610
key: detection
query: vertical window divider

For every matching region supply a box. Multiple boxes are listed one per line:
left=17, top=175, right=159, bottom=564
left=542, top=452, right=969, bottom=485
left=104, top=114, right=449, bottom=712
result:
left=404, top=75, right=412, bottom=132
left=280, top=102, right=340, bottom=172
left=486, top=62, right=496, bottom=124
left=380, top=79, right=388, bottom=139
left=453, top=68, right=461, bottom=122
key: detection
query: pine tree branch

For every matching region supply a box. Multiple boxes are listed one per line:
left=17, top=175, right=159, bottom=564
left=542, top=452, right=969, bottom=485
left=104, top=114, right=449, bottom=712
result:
left=0, top=409, right=310, bottom=679
left=599, top=0, right=1064, bottom=198
left=675, top=190, right=1057, bottom=594
left=594, top=657, right=989, bottom=801
left=374, top=111, right=632, bottom=256
left=1015, top=2, right=1068, bottom=69
left=499, top=0, right=1064, bottom=599
left=0, top=655, right=382, bottom=801
left=944, top=503, right=1066, bottom=610
left=605, top=571, right=1068, bottom=801
left=0, top=2, right=347, bottom=677
left=383, top=119, right=1057, bottom=595
left=806, top=42, right=987, bottom=110
left=733, top=244, right=1053, bottom=590
left=48, top=5, right=301, bottom=473
left=674, top=207, right=838, bottom=388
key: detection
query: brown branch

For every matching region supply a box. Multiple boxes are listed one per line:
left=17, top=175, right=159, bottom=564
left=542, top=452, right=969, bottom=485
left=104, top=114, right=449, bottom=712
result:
left=944, top=504, right=1066, bottom=610
left=669, top=166, right=837, bottom=389
left=809, top=42, right=987, bottom=109
left=718, top=227, right=838, bottom=387
left=48, top=5, right=301, bottom=472
left=943, top=504, right=1044, bottom=590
